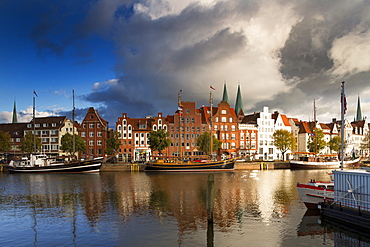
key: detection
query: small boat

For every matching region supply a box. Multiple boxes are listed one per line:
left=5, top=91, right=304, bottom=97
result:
left=296, top=176, right=334, bottom=209
left=144, top=157, right=235, bottom=172
left=290, top=157, right=360, bottom=169
left=8, top=154, right=103, bottom=173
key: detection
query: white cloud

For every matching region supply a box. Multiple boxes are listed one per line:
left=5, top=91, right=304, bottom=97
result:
left=330, top=29, right=370, bottom=76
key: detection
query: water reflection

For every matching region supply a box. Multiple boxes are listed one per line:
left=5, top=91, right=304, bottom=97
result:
left=0, top=170, right=369, bottom=246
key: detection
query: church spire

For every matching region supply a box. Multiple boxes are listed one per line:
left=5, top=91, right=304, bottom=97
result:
left=12, top=100, right=18, bottom=123
left=235, top=84, right=244, bottom=115
left=355, top=95, right=363, bottom=121
left=222, top=82, right=229, bottom=103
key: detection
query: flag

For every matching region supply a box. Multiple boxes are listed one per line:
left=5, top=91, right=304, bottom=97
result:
left=33, top=91, right=38, bottom=97
left=341, top=93, right=347, bottom=114
left=210, top=86, right=215, bottom=90
left=177, top=105, right=183, bottom=111
left=341, top=82, right=347, bottom=114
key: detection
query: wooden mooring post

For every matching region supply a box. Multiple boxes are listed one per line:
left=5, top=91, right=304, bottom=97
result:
left=206, top=174, right=215, bottom=247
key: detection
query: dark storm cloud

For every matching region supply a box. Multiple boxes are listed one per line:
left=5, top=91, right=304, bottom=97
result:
left=22, top=0, right=370, bottom=125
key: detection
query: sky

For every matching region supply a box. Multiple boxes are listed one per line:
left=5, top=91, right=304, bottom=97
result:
left=1, top=0, right=370, bottom=128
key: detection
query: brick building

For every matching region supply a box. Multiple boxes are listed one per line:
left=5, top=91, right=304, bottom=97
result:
left=116, top=112, right=168, bottom=162
left=167, top=101, right=208, bottom=157
left=79, top=107, right=109, bottom=159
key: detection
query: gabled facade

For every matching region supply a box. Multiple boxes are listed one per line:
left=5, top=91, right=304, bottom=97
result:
left=79, top=107, right=109, bottom=159
left=211, top=101, right=239, bottom=158
left=167, top=102, right=206, bottom=157
left=116, top=112, right=168, bottom=162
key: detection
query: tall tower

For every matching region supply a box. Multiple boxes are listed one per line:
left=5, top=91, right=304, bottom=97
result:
left=235, top=84, right=244, bottom=115
left=355, top=95, right=363, bottom=121
left=222, top=82, right=229, bottom=103
left=12, top=100, right=18, bottom=123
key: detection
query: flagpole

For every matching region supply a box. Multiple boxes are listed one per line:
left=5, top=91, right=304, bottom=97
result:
left=340, top=81, right=345, bottom=170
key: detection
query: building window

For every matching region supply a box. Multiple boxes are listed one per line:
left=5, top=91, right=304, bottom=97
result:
left=43, top=123, right=48, bottom=127
left=42, top=131, right=48, bottom=135
left=81, top=132, right=86, bottom=137
left=52, top=123, right=56, bottom=127
left=221, top=110, right=226, bottom=114
left=89, top=132, right=94, bottom=137
left=89, top=123, right=94, bottom=128
left=97, top=132, right=102, bottom=137
left=89, top=140, right=94, bottom=146
left=221, top=117, right=226, bottom=122
left=97, top=140, right=102, bottom=146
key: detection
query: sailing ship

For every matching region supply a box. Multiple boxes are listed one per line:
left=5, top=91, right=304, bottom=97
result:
left=145, top=89, right=236, bottom=172
left=8, top=154, right=103, bottom=173
left=8, top=90, right=104, bottom=173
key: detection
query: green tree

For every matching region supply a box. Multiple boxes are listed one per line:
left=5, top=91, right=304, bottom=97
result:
left=307, top=128, right=326, bottom=153
left=60, top=133, right=86, bottom=157
left=272, top=129, right=296, bottom=161
left=0, top=130, right=12, bottom=152
left=105, top=131, right=120, bottom=155
left=148, top=129, right=172, bottom=155
left=20, top=132, right=41, bottom=153
left=196, top=132, right=222, bottom=155
left=328, top=136, right=341, bottom=154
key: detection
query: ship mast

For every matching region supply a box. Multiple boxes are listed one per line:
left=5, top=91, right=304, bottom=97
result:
left=209, top=91, right=213, bottom=159
left=178, top=90, right=182, bottom=159
left=72, top=89, right=75, bottom=157
left=313, top=99, right=317, bottom=154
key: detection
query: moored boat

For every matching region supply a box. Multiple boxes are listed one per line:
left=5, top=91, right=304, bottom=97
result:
left=144, top=157, right=235, bottom=172
left=296, top=177, right=334, bottom=209
left=8, top=154, right=103, bottom=173
left=290, top=157, right=360, bottom=169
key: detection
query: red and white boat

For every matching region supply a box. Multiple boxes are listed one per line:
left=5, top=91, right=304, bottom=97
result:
left=296, top=176, right=334, bottom=210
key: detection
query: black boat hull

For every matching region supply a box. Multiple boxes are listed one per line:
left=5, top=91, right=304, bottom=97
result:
left=8, top=158, right=103, bottom=173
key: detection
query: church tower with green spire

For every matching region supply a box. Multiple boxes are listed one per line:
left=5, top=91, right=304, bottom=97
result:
left=222, top=82, right=229, bottom=103
left=355, top=95, right=363, bottom=121
left=12, top=100, right=18, bottom=123
left=235, top=84, right=243, bottom=116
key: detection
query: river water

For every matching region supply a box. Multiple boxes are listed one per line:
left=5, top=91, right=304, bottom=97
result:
left=1, top=169, right=369, bottom=246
